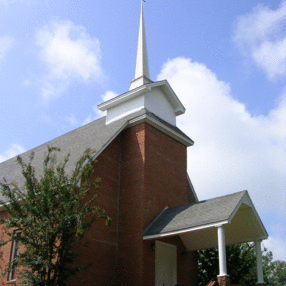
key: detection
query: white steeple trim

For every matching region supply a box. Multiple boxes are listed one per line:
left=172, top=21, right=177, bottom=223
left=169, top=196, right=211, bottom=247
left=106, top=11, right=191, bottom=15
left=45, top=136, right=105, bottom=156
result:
left=97, top=80, right=186, bottom=126
left=129, top=1, right=152, bottom=90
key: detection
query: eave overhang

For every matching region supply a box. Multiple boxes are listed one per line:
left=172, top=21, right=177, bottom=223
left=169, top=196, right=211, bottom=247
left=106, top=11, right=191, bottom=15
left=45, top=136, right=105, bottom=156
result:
left=143, top=191, right=268, bottom=251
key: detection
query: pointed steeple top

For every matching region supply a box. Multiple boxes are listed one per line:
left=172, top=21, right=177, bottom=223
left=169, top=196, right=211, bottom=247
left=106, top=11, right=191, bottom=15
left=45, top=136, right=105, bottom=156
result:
left=129, top=1, right=152, bottom=90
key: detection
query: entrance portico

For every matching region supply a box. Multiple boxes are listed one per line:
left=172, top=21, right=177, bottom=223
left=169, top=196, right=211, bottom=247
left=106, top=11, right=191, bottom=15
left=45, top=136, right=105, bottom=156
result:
left=143, top=191, right=268, bottom=286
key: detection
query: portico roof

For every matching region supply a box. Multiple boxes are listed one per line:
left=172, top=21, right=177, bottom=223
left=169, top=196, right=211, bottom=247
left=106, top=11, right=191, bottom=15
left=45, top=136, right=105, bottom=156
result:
left=143, top=191, right=268, bottom=251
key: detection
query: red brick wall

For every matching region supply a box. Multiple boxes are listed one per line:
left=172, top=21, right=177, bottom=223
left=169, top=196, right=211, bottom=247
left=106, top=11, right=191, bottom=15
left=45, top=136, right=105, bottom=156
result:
left=143, top=123, right=188, bottom=227
left=0, top=212, right=13, bottom=285
left=114, top=122, right=196, bottom=286
left=71, top=135, right=122, bottom=285
left=218, top=275, right=231, bottom=286
left=0, top=121, right=197, bottom=286
left=115, top=124, right=145, bottom=285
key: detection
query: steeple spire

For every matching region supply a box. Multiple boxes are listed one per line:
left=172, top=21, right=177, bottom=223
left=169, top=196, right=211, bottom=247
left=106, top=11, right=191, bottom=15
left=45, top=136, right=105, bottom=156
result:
left=129, top=1, right=152, bottom=90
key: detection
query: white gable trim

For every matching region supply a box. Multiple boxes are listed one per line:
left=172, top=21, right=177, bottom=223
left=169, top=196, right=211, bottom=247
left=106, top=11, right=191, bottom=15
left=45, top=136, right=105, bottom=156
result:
left=97, top=80, right=186, bottom=126
left=228, top=191, right=268, bottom=238
left=143, top=220, right=229, bottom=240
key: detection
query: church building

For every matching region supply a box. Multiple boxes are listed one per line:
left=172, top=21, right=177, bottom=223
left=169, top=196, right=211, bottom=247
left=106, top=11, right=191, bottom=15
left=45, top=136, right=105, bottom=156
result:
left=0, top=2, right=268, bottom=286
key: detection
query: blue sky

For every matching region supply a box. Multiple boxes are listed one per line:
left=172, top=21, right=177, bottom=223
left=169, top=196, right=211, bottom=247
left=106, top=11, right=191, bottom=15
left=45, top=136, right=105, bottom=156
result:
left=0, top=0, right=285, bottom=261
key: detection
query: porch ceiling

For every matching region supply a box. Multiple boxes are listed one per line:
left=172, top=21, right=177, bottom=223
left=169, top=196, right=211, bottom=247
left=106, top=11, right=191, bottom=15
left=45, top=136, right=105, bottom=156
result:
left=143, top=191, right=268, bottom=251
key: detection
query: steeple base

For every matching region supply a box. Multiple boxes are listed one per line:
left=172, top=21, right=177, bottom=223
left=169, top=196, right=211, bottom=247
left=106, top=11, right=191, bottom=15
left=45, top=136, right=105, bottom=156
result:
left=129, top=75, right=153, bottom=90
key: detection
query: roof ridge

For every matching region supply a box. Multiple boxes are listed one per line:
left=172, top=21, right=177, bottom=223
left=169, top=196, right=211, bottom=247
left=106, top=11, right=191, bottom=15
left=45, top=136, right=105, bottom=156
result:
left=162, top=190, right=248, bottom=212
left=201, top=190, right=247, bottom=202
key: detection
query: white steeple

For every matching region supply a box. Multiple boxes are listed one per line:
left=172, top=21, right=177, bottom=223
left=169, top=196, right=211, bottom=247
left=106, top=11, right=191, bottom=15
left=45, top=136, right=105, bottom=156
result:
left=129, top=1, right=152, bottom=90
left=97, top=1, right=186, bottom=127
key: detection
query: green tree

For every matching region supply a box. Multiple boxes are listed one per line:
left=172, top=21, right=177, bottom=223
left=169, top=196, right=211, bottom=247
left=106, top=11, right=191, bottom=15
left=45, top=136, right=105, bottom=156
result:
left=266, top=259, right=286, bottom=286
left=0, top=146, right=110, bottom=286
left=198, top=243, right=285, bottom=286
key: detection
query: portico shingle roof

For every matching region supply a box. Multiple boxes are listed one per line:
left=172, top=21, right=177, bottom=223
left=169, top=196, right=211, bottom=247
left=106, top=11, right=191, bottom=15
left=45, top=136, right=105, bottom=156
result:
left=143, top=191, right=251, bottom=237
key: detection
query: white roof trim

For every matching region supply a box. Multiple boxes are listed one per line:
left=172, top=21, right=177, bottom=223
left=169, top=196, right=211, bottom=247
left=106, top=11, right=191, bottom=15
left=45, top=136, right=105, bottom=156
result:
left=128, top=113, right=194, bottom=146
left=143, top=220, right=229, bottom=240
left=97, top=85, right=149, bottom=111
left=97, top=80, right=185, bottom=117
left=227, top=191, right=268, bottom=238
left=147, top=80, right=185, bottom=115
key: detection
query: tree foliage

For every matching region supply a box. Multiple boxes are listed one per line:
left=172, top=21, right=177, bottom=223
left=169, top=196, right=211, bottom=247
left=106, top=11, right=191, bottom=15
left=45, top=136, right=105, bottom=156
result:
left=0, top=146, right=110, bottom=286
left=198, top=243, right=286, bottom=286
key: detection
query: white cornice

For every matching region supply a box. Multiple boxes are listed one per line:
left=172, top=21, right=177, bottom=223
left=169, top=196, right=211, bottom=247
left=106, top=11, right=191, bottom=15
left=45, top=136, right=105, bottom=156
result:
left=97, top=80, right=185, bottom=117
left=97, top=85, right=149, bottom=111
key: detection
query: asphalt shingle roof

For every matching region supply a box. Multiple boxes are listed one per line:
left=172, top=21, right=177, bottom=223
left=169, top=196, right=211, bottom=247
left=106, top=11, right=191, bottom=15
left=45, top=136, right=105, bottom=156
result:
left=0, top=109, right=192, bottom=203
left=143, top=191, right=247, bottom=237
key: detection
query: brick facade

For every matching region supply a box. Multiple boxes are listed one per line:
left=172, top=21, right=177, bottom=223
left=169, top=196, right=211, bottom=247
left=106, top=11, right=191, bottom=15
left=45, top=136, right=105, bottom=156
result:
left=217, top=275, right=231, bottom=286
left=0, top=121, right=198, bottom=285
left=72, top=122, right=197, bottom=285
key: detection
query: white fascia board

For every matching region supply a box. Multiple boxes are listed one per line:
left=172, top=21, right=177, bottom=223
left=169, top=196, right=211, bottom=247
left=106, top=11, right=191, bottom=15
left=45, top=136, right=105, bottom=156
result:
left=97, top=86, right=150, bottom=111
left=243, top=192, right=268, bottom=238
left=228, top=191, right=268, bottom=239
left=143, top=220, right=229, bottom=240
left=228, top=193, right=248, bottom=224
left=97, top=80, right=185, bottom=116
left=147, top=80, right=185, bottom=116
left=128, top=113, right=194, bottom=146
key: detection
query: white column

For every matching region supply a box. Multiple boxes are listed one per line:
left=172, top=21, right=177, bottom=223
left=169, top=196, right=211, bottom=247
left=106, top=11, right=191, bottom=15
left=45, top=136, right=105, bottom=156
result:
left=217, top=225, right=228, bottom=276
left=255, top=240, right=264, bottom=284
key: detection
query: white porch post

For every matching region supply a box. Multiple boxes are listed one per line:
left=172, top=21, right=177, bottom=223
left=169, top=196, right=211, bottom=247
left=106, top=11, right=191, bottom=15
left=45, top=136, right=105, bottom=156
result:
left=255, top=240, right=264, bottom=284
left=217, top=225, right=228, bottom=276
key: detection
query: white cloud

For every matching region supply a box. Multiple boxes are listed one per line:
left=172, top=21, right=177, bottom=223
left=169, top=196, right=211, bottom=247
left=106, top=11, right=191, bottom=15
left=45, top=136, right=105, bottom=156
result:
left=83, top=90, right=118, bottom=124
left=263, top=236, right=286, bottom=261
left=158, top=57, right=286, bottom=259
left=36, top=20, right=103, bottom=99
left=233, top=2, right=286, bottom=80
left=0, top=144, right=25, bottom=163
left=65, top=114, right=79, bottom=126
left=101, top=90, right=117, bottom=102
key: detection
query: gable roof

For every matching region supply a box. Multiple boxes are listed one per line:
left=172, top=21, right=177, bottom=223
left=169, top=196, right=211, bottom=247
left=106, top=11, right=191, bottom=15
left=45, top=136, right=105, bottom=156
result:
left=143, top=191, right=247, bottom=237
left=143, top=190, right=268, bottom=248
left=0, top=109, right=193, bottom=203
left=0, top=115, right=126, bottom=197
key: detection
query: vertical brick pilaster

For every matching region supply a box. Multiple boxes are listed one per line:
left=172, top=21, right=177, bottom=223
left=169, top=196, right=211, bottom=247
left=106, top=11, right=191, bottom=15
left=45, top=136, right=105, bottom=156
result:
left=217, top=275, right=230, bottom=286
